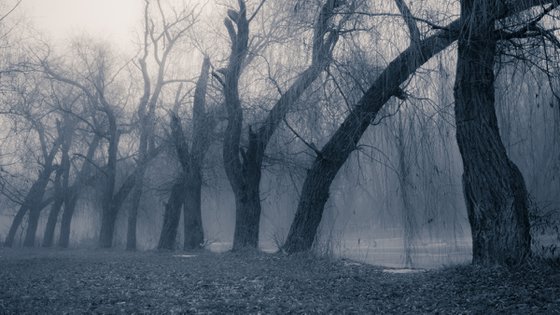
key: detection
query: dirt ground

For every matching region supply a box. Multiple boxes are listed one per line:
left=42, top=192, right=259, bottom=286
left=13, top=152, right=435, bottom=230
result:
left=0, top=248, right=559, bottom=314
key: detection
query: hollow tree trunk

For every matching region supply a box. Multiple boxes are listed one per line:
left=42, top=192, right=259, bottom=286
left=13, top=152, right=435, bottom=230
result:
left=454, top=0, right=530, bottom=265
left=158, top=178, right=187, bottom=250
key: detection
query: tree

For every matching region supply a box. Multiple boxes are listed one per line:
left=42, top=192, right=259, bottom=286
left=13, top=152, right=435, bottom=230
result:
left=218, top=0, right=351, bottom=250
left=282, top=0, right=558, bottom=254
left=126, top=0, right=197, bottom=250
left=41, top=43, right=141, bottom=249
left=158, top=57, right=214, bottom=250
left=2, top=78, right=63, bottom=247
left=58, top=134, right=100, bottom=248
left=42, top=112, right=76, bottom=247
left=452, top=0, right=543, bottom=265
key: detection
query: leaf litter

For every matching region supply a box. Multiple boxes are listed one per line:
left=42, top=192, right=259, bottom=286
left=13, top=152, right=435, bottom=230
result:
left=0, top=248, right=558, bottom=314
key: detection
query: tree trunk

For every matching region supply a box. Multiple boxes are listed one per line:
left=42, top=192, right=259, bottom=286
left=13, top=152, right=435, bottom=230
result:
left=183, top=172, right=204, bottom=250
left=282, top=20, right=462, bottom=254
left=43, top=126, right=74, bottom=247
left=22, top=146, right=61, bottom=248
left=126, top=170, right=145, bottom=251
left=232, top=153, right=263, bottom=250
left=157, top=178, right=187, bottom=250
left=99, top=204, right=119, bottom=248
left=454, top=0, right=530, bottom=265
left=98, top=120, right=121, bottom=248
left=58, top=135, right=99, bottom=248
left=4, top=205, right=29, bottom=247
left=42, top=167, right=65, bottom=247
left=58, top=191, right=78, bottom=248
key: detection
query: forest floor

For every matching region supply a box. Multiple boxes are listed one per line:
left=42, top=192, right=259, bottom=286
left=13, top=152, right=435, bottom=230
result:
left=0, top=249, right=559, bottom=314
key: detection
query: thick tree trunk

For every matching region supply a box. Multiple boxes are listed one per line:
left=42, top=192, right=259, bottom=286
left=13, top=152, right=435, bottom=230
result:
left=183, top=173, right=204, bottom=250
left=157, top=178, right=187, bottom=250
left=99, top=204, right=119, bottom=248
left=454, top=0, right=531, bottom=265
left=232, top=156, right=262, bottom=250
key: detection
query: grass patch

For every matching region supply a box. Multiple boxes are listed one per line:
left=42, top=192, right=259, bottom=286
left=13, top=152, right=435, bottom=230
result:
left=0, top=248, right=558, bottom=314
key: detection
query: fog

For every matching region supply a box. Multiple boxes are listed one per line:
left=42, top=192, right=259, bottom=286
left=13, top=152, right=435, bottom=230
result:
left=1, top=0, right=559, bottom=269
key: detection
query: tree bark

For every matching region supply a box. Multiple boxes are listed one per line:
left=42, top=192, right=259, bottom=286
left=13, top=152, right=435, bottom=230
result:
left=157, top=177, right=187, bottom=250
left=454, top=0, right=531, bottom=265
left=183, top=173, right=204, bottom=250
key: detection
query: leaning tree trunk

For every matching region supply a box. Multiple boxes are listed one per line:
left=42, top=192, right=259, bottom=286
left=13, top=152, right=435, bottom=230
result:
left=281, top=20, right=462, bottom=254
left=43, top=125, right=73, bottom=247
left=22, top=139, right=62, bottom=248
left=42, top=165, right=65, bottom=247
left=158, top=177, right=187, bottom=250
left=453, top=0, right=530, bottom=265
left=58, top=135, right=99, bottom=248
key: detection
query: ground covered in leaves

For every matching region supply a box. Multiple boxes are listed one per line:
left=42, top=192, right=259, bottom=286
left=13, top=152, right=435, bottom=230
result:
left=0, top=249, right=559, bottom=314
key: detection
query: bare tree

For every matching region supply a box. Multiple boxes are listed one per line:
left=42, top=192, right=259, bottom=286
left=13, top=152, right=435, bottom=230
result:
left=158, top=56, right=214, bottom=250
left=218, top=0, right=351, bottom=250
left=282, top=0, right=558, bottom=255
left=126, top=0, right=198, bottom=250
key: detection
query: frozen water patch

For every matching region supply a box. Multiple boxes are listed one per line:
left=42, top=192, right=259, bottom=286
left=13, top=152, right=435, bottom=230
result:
left=173, top=254, right=198, bottom=258
left=383, top=268, right=426, bottom=274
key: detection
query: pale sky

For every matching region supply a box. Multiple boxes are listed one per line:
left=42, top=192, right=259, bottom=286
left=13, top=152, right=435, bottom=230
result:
left=21, top=0, right=145, bottom=51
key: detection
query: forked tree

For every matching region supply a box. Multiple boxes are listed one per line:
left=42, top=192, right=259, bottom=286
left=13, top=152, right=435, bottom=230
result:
left=218, top=0, right=352, bottom=250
